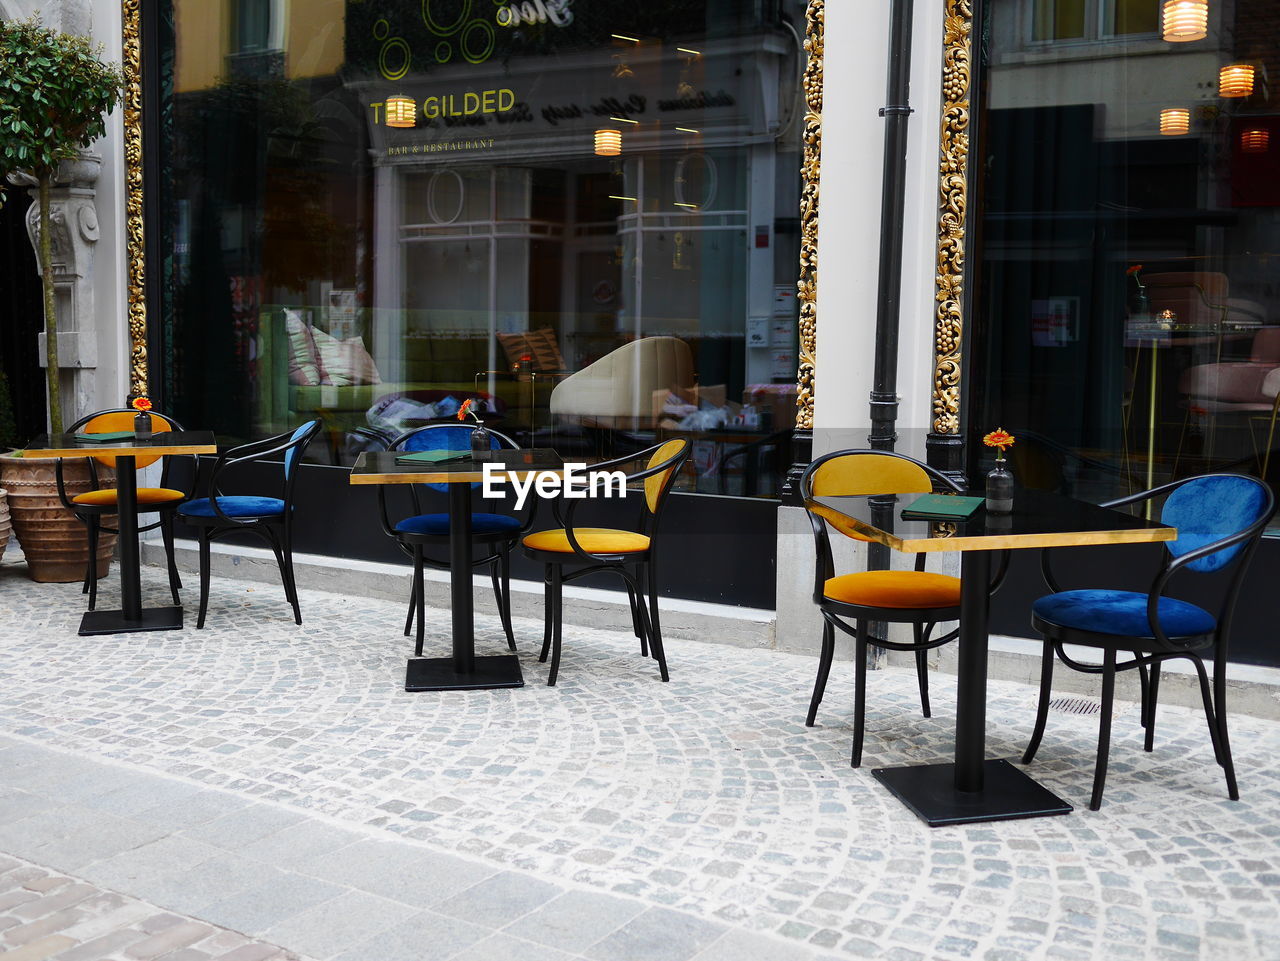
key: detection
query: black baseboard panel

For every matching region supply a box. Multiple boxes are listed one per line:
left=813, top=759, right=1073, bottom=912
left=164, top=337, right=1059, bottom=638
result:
left=174, top=459, right=778, bottom=609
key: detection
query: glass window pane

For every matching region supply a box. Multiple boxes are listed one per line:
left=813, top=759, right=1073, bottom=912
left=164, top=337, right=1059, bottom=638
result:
left=158, top=0, right=805, bottom=500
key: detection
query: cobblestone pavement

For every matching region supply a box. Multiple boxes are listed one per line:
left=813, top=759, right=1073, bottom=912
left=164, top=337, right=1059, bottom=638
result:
left=1, top=561, right=1279, bottom=960
left=0, top=853, right=306, bottom=961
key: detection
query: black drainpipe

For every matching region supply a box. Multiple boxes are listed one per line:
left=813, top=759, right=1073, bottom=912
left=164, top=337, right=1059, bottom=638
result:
left=869, top=0, right=915, bottom=451
left=868, top=0, right=916, bottom=650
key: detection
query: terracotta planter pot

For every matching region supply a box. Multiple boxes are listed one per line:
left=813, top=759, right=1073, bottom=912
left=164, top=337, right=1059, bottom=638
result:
left=0, top=489, right=10, bottom=564
left=0, top=453, right=117, bottom=583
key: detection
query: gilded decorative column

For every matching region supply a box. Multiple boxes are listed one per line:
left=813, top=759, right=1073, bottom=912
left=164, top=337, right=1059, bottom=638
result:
left=931, top=0, right=972, bottom=439
left=795, top=0, right=823, bottom=430
left=121, top=0, right=148, bottom=398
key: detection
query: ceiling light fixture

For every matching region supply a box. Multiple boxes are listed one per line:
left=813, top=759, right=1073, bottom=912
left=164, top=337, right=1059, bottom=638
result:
left=1161, top=0, right=1208, bottom=42
left=1241, top=128, right=1270, bottom=153
left=594, top=129, right=622, bottom=156
left=1219, top=63, right=1254, bottom=97
left=1159, top=107, right=1190, bottom=135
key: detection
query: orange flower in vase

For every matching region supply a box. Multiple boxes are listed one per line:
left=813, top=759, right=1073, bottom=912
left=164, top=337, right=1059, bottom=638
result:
left=457, top=398, right=490, bottom=459
left=130, top=396, right=154, bottom=439
left=982, top=428, right=1015, bottom=514
left=982, top=428, right=1015, bottom=461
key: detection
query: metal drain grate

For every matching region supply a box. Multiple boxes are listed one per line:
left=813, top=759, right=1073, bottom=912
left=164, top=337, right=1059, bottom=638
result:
left=1047, top=696, right=1102, bottom=716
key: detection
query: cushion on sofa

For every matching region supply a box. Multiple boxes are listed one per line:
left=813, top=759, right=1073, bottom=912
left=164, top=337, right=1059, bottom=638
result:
left=285, top=309, right=322, bottom=386
left=312, top=327, right=382, bottom=387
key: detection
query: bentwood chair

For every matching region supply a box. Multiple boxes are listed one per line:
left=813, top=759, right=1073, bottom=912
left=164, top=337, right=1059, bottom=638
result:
left=1023, top=473, right=1274, bottom=810
left=522, top=439, right=689, bottom=686
left=800, top=450, right=981, bottom=768
left=56, top=408, right=191, bottom=611
left=177, top=420, right=322, bottom=628
left=377, top=424, right=533, bottom=656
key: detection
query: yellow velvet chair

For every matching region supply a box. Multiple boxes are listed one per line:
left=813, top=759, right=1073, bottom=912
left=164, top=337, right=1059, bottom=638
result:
left=800, top=450, right=966, bottom=767
left=522, top=439, right=689, bottom=686
left=55, top=409, right=190, bottom=611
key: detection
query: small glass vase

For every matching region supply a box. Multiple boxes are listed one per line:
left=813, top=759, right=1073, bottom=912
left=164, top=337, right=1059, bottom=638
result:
left=985, top=461, right=1013, bottom=514
left=469, top=424, right=491, bottom=460
left=133, top=411, right=153, bottom=440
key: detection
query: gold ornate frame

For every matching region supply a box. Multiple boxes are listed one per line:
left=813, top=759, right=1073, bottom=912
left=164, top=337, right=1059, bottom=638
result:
left=119, top=1, right=973, bottom=429
left=793, top=0, right=974, bottom=433
left=122, top=0, right=146, bottom=398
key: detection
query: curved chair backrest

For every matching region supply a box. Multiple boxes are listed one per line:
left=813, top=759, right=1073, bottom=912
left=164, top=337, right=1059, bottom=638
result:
left=802, top=449, right=959, bottom=543
left=391, top=423, right=518, bottom=494
left=807, top=451, right=934, bottom=498
left=283, top=421, right=319, bottom=480
left=1161, top=474, right=1273, bottom=574
left=70, top=409, right=182, bottom=470
left=644, top=439, right=689, bottom=515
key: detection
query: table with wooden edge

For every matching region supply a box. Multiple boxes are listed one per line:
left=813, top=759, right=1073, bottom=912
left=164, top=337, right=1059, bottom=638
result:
left=805, top=488, right=1176, bottom=826
left=27, top=432, right=218, bottom=636
left=350, top=448, right=565, bottom=692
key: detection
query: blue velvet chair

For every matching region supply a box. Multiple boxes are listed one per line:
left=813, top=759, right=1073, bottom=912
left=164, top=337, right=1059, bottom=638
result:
left=377, top=424, right=533, bottom=656
left=1023, top=473, right=1274, bottom=810
left=177, top=420, right=322, bottom=628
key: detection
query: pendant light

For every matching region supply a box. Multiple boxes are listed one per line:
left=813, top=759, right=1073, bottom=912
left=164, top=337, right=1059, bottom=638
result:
left=1241, top=129, right=1270, bottom=153
left=1160, top=108, right=1190, bottom=135
left=594, top=129, right=622, bottom=156
left=1162, top=0, right=1208, bottom=42
left=1219, top=64, right=1254, bottom=98
left=385, top=96, right=417, bottom=128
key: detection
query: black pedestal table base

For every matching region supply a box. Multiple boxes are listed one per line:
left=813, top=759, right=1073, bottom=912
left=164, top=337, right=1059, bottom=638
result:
left=78, top=606, right=184, bottom=636
left=872, top=759, right=1072, bottom=826
left=405, top=654, right=525, bottom=692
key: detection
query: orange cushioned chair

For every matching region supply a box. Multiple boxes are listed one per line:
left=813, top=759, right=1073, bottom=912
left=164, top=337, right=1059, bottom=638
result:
left=56, top=409, right=191, bottom=612
left=522, top=439, right=689, bottom=686
left=800, top=449, right=967, bottom=767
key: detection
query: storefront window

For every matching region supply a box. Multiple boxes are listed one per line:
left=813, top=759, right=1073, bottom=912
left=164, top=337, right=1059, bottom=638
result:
left=971, top=0, right=1280, bottom=527
left=156, top=0, right=805, bottom=499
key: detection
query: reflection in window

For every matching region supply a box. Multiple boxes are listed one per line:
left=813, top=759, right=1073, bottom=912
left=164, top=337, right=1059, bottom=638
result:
left=973, top=0, right=1280, bottom=530
left=158, top=1, right=805, bottom=499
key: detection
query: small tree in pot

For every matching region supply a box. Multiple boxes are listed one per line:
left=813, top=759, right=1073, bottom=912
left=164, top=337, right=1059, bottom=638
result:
left=0, top=16, right=122, bottom=435
left=0, top=19, right=123, bottom=581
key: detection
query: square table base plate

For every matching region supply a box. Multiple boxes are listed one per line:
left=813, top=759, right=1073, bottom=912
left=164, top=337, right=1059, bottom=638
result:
left=405, top=655, right=525, bottom=692
left=872, top=759, right=1073, bottom=826
left=78, top=607, right=184, bottom=636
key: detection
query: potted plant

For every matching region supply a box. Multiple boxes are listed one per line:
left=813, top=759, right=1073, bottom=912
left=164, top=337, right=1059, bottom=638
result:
left=0, top=17, right=124, bottom=581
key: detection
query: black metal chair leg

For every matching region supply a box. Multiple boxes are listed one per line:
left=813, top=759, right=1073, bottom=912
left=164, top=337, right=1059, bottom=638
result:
left=806, top=616, right=835, bottom=727
left=1189, top=655, right=1225, bottom=766
left=266, top=537, right=297, bottom=625
left=1090, top=649, right=1116, bottom=811
left=1136, top=656, right=1150, bottom=730
left=851, top=620, right=869, bottom=768
left=539, top=569, right=553, bottom=663
left=196, top=532, right=212, bottom=629
left=914, top=622, right=931, bottom=719
left=1144, top=661, right=1161, bottom=752
left=413, top=546, right=426, bottom=657
left=1022, top=638, right=1055, bottom=765
left=645, top=561, right=669, bottom=682
left=626, top=582, right=647, bottom=657
left=85, top=517, right=99, bottom=612
left=548, top=564, right=563, bottom=686
left=282, top=534, right=302, bottom=625
left=161, top=514, right=181, bottom=606
left=498, top=549, right=517, bottom=652
left=1214, top=660, right=1240, bottom=800
left=403, top=582, right=416, bottom=637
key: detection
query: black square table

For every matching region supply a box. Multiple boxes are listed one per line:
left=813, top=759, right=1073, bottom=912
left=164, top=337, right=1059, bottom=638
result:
left=806, top=487, right=1176, bottom=826
left=350, top=449, right=565, bottom=692
left=26, top=431, right=218, bottom=636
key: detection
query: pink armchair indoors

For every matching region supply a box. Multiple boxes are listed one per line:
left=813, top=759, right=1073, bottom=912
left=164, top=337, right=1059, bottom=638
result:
left=1178, top=327, right=1280, bottom=475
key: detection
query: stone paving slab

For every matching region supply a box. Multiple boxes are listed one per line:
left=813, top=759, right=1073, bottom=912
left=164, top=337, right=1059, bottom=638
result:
left=0, top=854, right=305, bottom=961
left=2, top=561, right=1280, bottom=959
